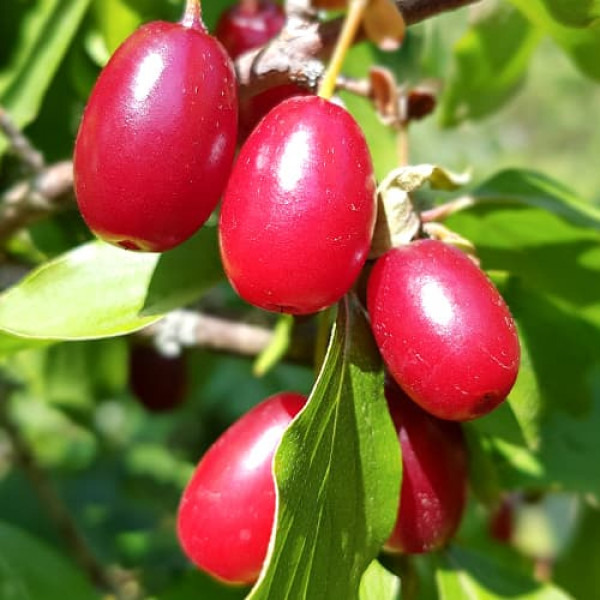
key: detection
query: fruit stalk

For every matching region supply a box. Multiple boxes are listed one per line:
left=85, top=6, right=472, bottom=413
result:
left=318, top=0, right=369, bottom=99
left=181, top=0, right=203, bottom=29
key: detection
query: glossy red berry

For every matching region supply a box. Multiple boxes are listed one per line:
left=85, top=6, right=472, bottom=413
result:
left=385, top=381, right=468, bottom=554
left=219, top=96, right=377, bottom=314
left=74, top=12, right=238, bottom=252
left=177, top=392, right=307, bottom=585
left=215, top=0, right=285, bottom=59
left=367, top=239, right=520, bottom=421
left=128, top=344, right=187, bottom=412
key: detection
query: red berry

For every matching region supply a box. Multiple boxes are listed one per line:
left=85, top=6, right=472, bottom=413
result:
left=128, top=344, right=187, bottom=412
left=74, top=16, right=238, bottom=252
left=238, top=83, right=311, bottom=140
left=385, top=381, right=468, bottom=554
left=215, top=0, right=285, bottom=59
left=219, top=96, right=377, bottom=314
left=367, top=239, right=520, bottom=421
left=489, top=495, right=516, bottom=544
left=177, top=392, right=307, bottom=585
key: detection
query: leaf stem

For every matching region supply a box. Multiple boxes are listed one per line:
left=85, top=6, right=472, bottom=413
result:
left=318, top=0, right=369, bottom=99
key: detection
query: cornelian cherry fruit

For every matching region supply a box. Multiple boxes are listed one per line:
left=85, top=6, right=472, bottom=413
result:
left=367, top=239, right=520, bottom=421
left=219, top=95, right=377, bottom=314
left=74, top=5, right=238, bottom=252
left=385, top=381, right=468, bottom=553
left=128, top=344, right=187, bottom=412
left=177, top=392, right=307, bottom=584
left=215, top=0, right=285, bottom=60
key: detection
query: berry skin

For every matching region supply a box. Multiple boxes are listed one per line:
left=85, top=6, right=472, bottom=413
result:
left=74, top=17, right=238, bottom=252
left=215, top=0, right=285, bottom=59
left=385, top=381, right=468, bottom=554
left=219, top=95, right=377, bottom=315
left=177, top=392, right=307, bottom=585
left=128, top=344, right=187, bottom=412
left=367, top=239, right=520, bottom=421
left=238, top=83, right=310, bottom=141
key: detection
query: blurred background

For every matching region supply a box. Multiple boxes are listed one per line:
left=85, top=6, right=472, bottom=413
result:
left=0, top=0, right=599, bottom=599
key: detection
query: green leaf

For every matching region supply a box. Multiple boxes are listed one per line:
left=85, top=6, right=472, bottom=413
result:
left=448, top=169, right=600, bottom=327
left=0, top=226, right=222, bottom=341
left=249, top=295, right=402, bottom=599
left=92, top=0, right=143, bottom=56
left=341, top=44, right=398, bottom=181
left=540, top=0, right=600, bottom=28
left=359, top=560, right=401, bottom=600
left=439, top=4, right=541, bottom=126
left=0, top=0, right=92, bottom=157
left=158, top=569, right=246, bottom=600
left=509, top=0, right=600, bottom=81
left=437, top=545, right=573, bottom=599
left=253, top=314, right=294, bottom=377
left=0, top=521, right=101, bottom=600
left=554, top=505, right=600, bottom=599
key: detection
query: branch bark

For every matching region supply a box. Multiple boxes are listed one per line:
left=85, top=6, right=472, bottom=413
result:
left=138, top=309, right=315, bottom=365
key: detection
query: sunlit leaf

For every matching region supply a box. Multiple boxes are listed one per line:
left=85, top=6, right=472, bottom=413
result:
left=0, top=0, right=92, bottom=157
left=0, top=227, right=222, bottom=341
left=440, top=4, right=541, bottom=126
left=249, top=295, right=401, bottom=599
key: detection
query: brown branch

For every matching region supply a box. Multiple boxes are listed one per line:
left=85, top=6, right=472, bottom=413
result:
left=235, top=0, right=480, bottom=95
left=396, top=0, right=479, bottom=24
left=138, top=310, right=315, bottom=365
left=0, top=107, right=45, bottom=172
left=0, top=160, right=74, bottom=242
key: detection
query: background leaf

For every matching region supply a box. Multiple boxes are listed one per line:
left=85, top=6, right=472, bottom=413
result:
left=437, top=545, right=572, bottom=599
left=0, top=0, right=92, bottom=157
left=439, top=3, right=541, bottom=126
left=359, top=560, right=401, bottom=600
left=249, top=296, right=402, bottom=599
left=510, top=0, right=600, bottom=81
left=540, top=0, right=600, bottom=28
left=0, top=226, right=222, bottom=341
left=0, top=521, right=101, bottom=600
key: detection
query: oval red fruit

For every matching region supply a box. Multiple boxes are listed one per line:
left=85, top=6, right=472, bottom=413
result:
left=219, top=96, right=377, bottom=314
left=177, top=392, right=307, bottom=585
left=367, top=239, right=520, bottom=421
left=215, top=0, right=285, bottom=59
left=128, top=344, right=187, bottom=412
left=385, top=381, right=468, bottom=553
left=74, top=18, right=238, bottom=252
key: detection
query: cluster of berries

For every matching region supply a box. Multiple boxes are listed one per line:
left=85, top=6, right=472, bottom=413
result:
left=73, top=0, right=520, bottom=587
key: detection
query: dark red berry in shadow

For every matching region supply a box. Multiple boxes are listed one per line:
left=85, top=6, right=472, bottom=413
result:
left=385, top=381, right=468, bottom=554
left=129, top=344, right=187, bottom=412
left=215, top=0, right=285, bottom=59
